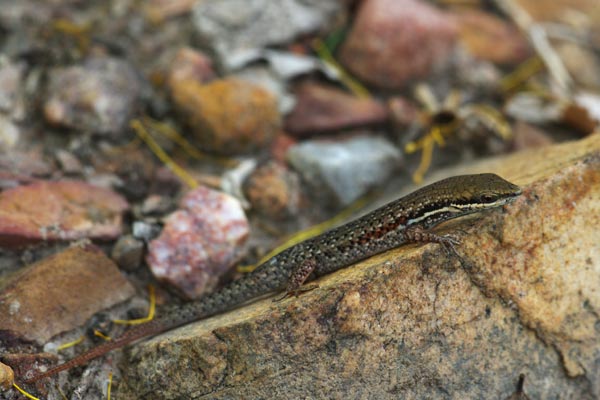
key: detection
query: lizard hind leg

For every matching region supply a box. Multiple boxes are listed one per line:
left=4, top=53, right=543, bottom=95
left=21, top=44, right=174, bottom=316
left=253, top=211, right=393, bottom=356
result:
left=275, top=258, right=318, bottom=302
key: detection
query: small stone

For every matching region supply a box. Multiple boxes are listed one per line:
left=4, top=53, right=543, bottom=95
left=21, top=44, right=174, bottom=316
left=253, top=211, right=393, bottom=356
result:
left=512, top=122, right=554, bottom=151
left=339, top=0, right=457, bottom=89
left=454, top=51, right=503, bottom=90
left=144, top=0, right=197, bottom=23
left=171, top=77, right=281, bottom=155
left=93, top=145, right=158, bottom=201
left=0, top=60, right=25, bottom=113
left=140, top=194, right=174, bottom=216
left=562, top=93, right=600, bottom=135
left=0, top=180, right=129, bottom=248
left=86, top=173, right=124, bottom=191
left=244, top=161, right=301, bottom=219
left=0, top=150, right=53, bottom=179
left=151, top=166, right=183, bottom=197
left=0, top=115, right=20, bottom=150
left=0, top=245, right=135, bottom=343
left=504, top=93, right=563, bottom=124
left=192, top=0, right=342, bottom=69
left=557, top=43, right=600, bottom=91
left=455, top=9, right=530, bottom=64
left=167, top=47, right=216, bottom=89
left=0, top=361, right=13, bottom=390
left=388, top=96, right=419, bottom=128
left=514, top=0, right=600, bottom=31
left=111, top=235, right=145, bottom=271
left=285, top=82, right=388, bottom=136
left=43, top=57, right=141, bottom=136
left=55, top=149, right=83, bottom=174
left=132, top=221, right=162, bottom=242
left=287, top=134, right=402, bottom=206
left=147, top=186, right=249, bottom=299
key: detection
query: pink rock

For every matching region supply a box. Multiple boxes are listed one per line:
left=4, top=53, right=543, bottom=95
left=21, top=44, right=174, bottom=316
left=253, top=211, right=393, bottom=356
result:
left=147, top=186, right=249, bottom=299
left=339, top=0, right=457, bottom=89
left=0, top=180, right=129, bottom=248
left=285, top=82, right=388, bottom=136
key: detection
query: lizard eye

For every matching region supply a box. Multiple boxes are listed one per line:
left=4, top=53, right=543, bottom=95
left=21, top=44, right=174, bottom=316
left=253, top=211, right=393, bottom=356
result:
left=480, top=194, right=496, bottom=203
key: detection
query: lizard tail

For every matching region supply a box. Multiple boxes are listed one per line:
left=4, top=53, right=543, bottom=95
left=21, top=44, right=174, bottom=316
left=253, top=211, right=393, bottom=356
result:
left=23, top=319, right=166, bottom=384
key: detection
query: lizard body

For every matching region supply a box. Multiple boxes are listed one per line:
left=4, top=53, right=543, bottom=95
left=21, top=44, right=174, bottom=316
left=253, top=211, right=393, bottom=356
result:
left=25, top=173, right=521, bottom=383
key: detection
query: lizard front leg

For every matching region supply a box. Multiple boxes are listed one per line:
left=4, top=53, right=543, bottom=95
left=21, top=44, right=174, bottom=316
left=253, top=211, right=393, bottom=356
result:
left=275, top=258, right=318, bottom=301
left=404, top=226, right=461, bottom=256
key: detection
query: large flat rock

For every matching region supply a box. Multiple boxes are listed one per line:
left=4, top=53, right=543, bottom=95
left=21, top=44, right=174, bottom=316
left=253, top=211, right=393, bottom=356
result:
left=0, top=245, right=135, bottom=344
left=117, top=134, right=600, bottom=399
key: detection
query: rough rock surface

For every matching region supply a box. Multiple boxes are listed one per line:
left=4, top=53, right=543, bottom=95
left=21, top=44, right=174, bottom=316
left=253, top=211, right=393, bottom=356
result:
left=0, top=245, right=135, bottom=344
left=117, top=134, right=600, bottom=399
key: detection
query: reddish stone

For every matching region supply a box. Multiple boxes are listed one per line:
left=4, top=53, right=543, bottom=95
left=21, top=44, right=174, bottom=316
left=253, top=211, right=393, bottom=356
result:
left=455, top=9, right=530, bottom=65
left=512, top=121, right=554, bottom=151
left=146, top=186, right=249, bottom=299
left=562, top=96, right=600, bottom=136
left=339, top=0, right=457, bottom=89
left=0, top=245, right=135, bottom=344
left=285, top=82, right=388, bottom=136
left=0, top=180, right=129, bottom=248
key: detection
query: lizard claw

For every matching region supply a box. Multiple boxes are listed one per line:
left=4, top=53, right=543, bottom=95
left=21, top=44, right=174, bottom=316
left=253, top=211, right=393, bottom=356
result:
left=273, top=284, right=319, bottom=303
left=438, top=234, right=461, bottom=257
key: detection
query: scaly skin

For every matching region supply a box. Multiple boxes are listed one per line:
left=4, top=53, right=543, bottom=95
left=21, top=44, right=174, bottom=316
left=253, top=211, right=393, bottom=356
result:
left=24, top=173, right=521, bottom=383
